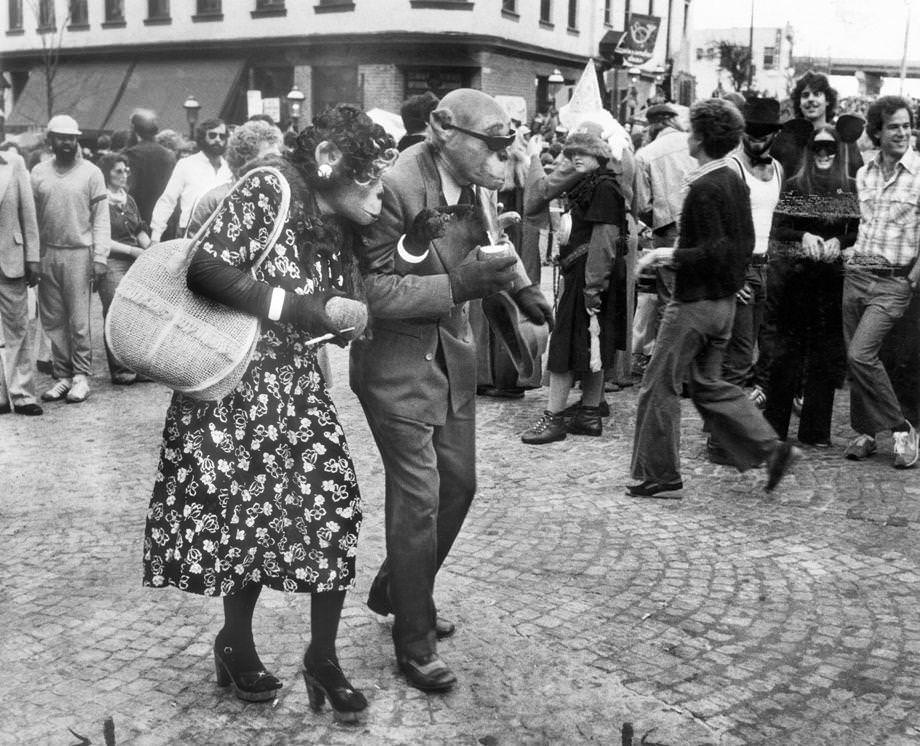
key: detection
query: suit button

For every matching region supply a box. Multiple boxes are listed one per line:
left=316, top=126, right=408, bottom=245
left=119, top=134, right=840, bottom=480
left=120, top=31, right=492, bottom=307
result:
left=424, top=353, right=433, bottom=361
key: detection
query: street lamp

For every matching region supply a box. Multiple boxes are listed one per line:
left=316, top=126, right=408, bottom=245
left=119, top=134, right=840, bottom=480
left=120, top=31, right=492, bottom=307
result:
left=183, top=95, right=200, bottom=141
left=286, top=85, right=306, bottom=132
left=547, top=68, right=564, bottom=107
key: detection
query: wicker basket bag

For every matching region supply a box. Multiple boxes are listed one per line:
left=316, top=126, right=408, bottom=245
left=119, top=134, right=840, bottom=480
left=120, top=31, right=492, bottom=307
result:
left=105, top=166, right=291, bottom=401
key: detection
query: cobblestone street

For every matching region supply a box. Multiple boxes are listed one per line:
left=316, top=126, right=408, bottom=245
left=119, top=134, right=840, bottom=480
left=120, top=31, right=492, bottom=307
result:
left=4, top=301, right=920, bottom=745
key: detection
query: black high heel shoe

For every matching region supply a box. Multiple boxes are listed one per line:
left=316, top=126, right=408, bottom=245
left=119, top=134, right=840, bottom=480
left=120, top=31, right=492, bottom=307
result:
left=301, top=648, right=368, bottom=724
left=213, top=638, right=282, bottom=702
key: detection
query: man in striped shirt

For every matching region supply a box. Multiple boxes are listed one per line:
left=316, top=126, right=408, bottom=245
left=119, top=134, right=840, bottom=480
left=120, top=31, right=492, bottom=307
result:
left=842, top=96, right=920, bottom=468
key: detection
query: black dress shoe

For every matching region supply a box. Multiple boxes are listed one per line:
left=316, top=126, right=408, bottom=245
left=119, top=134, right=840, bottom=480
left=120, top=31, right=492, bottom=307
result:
left=13, top=403, right=43, bottom=416
left=476, top=385, right=525, bottom=399
left=397, top=652, right=457, bottom=692
left=0, top=404, right=10, bottom=415
left=626, top=479, right=683, bottom=498
left=765, top=442, right=801, bottom=492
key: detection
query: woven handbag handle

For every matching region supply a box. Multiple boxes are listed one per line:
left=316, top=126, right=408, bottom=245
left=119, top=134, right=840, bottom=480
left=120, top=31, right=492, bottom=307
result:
left=169, top=166, right=292, bottom=277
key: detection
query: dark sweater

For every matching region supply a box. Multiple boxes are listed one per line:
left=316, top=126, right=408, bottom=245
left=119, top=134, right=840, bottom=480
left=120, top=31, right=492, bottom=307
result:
left=674, top=165, right=755, bottom=302
left=770, top=176, right=860, bottom=248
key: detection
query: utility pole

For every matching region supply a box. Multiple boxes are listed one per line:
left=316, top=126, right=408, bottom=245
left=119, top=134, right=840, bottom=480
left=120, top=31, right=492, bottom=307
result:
left=747, top=0, right=755, bottom=92
left=899, top=0, right=912, bottom=95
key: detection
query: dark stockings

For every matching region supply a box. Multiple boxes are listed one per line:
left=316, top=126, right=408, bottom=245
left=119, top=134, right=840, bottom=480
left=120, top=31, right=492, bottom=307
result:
left=219, top=585, right=346, bottom=668
left=309, top=590, right=346, bottom=662
left=219, top=584, right=263, bottom=670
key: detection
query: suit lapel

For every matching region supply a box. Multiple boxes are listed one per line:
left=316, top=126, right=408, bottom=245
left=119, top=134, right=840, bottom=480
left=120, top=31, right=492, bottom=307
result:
left=0, top=159, right=14, bottom=206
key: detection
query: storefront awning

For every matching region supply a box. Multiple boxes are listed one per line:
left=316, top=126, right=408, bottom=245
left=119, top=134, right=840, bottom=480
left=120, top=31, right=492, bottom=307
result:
left=104, top=59, right=245, bottom=135
left=6, top=61, right=132, bottom=131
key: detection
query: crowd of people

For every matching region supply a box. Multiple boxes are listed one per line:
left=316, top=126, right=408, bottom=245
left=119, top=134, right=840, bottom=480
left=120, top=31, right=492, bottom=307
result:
left=1, top=70, right=919, bottom=722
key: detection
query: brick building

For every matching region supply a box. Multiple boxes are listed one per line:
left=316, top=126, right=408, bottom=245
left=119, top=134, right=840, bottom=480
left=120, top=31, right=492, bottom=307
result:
left=1, top=0, right=689, bottom=137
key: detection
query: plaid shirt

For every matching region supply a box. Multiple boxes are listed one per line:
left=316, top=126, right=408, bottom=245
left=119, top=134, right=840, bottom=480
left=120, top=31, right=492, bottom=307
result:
left=850, top=149, right=920, bottom=268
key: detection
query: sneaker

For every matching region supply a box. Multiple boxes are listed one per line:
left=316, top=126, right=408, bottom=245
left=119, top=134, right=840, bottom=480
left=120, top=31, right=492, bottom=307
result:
left=521, top=410, right=567, bottom=444
left=66, top=375, right=90, bottom=403
left=843, top=434, right=876, bottom=460
left=893, top=424, right=919, bottom=469
left=41, top=378, right=72, bottom=401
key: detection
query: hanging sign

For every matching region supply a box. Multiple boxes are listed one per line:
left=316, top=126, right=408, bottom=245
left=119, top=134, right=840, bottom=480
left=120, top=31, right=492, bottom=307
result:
left=614, top=13, right=662, bottom=64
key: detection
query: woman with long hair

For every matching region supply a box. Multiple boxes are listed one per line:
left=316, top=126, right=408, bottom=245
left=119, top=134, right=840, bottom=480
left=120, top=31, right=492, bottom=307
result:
left=142, top=104, right=396, bottom=723
left=762, top=125, right=860, bottom=446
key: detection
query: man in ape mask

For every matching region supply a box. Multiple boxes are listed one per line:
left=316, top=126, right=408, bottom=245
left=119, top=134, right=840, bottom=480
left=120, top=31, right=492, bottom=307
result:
left=351, top=88, right=553, bottom=692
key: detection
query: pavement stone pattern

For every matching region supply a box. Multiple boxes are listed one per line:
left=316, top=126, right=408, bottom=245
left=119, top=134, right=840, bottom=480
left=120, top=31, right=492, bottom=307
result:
left=4, top=299, right=920, bottom=745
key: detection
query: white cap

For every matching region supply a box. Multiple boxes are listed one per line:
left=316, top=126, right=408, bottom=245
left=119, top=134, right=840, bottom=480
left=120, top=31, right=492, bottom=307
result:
left=47, top=114, right=82, bottom=136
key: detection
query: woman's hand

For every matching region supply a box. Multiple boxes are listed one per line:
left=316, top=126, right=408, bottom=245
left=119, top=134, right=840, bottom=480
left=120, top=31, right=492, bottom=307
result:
left=636, top=247, right=674, bottom=272
left=801, top=232, right=824, bottom=260
left=822, top=237, right=841, bottom=262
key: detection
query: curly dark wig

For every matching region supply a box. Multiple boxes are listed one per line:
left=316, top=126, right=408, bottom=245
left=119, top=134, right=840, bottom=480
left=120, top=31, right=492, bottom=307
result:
left=290, top=104, right=397, bottom=187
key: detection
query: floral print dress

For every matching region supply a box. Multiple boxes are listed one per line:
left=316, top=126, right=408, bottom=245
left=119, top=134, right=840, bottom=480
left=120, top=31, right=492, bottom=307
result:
left=143, top=167, right=362, bottom=596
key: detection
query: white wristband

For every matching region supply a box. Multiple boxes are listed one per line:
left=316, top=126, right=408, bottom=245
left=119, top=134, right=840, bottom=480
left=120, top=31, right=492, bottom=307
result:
left=267, top=287, right=286, bottom=321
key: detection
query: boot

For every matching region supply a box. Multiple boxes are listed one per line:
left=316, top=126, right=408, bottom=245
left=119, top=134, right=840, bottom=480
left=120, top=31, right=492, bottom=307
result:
left=568, top=405, right=603, bottom=436
left=521, top=410, right=568, bottom=444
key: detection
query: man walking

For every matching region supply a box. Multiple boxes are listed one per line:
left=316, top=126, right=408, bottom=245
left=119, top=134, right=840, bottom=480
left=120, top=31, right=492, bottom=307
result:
left=351, top=89, right=552, bottom=691
left=629, top=99, right=797, bottom=498
left=32, top=115, right=110, bottom=404
left=149, top=118, right=231, bottom=242
left=123, top=108, right=176, bottom=225
left=841, top=95, right=920, bottom=468
left=0, top=146, right=43, bottom=415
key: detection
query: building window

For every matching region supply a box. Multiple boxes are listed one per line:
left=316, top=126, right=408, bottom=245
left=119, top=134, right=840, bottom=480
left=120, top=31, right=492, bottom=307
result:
left=37, top=0, right=54, bottom=29
left=408, top=0, right=473, bottom=8
left=314, top=0, right=355, bottom=12
left=540, top=0, right=551, bottom=24
left=253, top=0, right=286, bottom=16
left=762, top=46, right=775, bottom=69
left=193, top=0, right=222, bottom=21
left=104, top=0, right=124, bottom=23
left=8, top=0, right=22, bottom=31
left=567, top=0, right=577, bottom=30
left=147, top=0, right=170, bottom=20
left=68, top=0, right=88, bottom=26
left=603, top=0, right=610, bottom=25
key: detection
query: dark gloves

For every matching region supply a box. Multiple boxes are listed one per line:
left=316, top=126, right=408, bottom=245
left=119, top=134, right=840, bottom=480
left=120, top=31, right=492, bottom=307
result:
left=24, top=261, right=41, bottom=287
left=448, top=250, right=517, bottom=303
left=281, top=291, right=343, bottom=339
left=514, top=284, right=554, bottom=330
left=405, top=205, right=477, bottom=255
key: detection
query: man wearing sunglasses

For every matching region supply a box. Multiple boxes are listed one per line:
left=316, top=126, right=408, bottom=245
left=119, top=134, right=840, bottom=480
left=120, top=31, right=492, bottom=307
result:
left=351, top=88, right=553, bottom=693
left=149, top=118, right=232, bottom=242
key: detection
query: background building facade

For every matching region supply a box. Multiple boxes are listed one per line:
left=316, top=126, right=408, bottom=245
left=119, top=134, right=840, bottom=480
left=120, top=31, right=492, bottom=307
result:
left=1, top=0, right=689, bottom=136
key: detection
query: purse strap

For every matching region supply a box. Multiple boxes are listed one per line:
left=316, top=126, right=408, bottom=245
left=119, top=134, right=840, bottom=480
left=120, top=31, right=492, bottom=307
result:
left=173, top=165, right=292, bottom=278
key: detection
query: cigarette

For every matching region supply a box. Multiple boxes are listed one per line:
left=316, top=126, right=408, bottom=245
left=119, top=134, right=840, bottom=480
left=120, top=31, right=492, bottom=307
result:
left=304, top=327, right=356, bottom=346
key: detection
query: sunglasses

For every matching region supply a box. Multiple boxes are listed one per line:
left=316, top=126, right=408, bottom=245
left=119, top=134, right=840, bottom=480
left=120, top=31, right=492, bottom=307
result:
left=809, top=140, right=838, bottom=156
left=442, top=122, right=516, bottom=151
left=205, top=131, right=228, bottom=141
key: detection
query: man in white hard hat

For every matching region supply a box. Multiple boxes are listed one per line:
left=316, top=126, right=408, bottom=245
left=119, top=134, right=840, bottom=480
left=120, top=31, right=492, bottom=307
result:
left=31, top=114, right=110, bottom=404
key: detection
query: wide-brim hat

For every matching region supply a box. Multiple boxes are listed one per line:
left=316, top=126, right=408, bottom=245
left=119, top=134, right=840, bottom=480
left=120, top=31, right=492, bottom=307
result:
left=742, top=98, right=782, bottom=136
left=563, top=121, right=612, bottom=160
left=481, top=291, right=549, bottom=384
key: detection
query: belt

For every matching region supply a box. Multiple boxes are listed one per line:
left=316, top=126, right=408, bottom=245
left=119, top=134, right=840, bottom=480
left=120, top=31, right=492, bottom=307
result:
left=847, top=263, right=913, bottom=277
